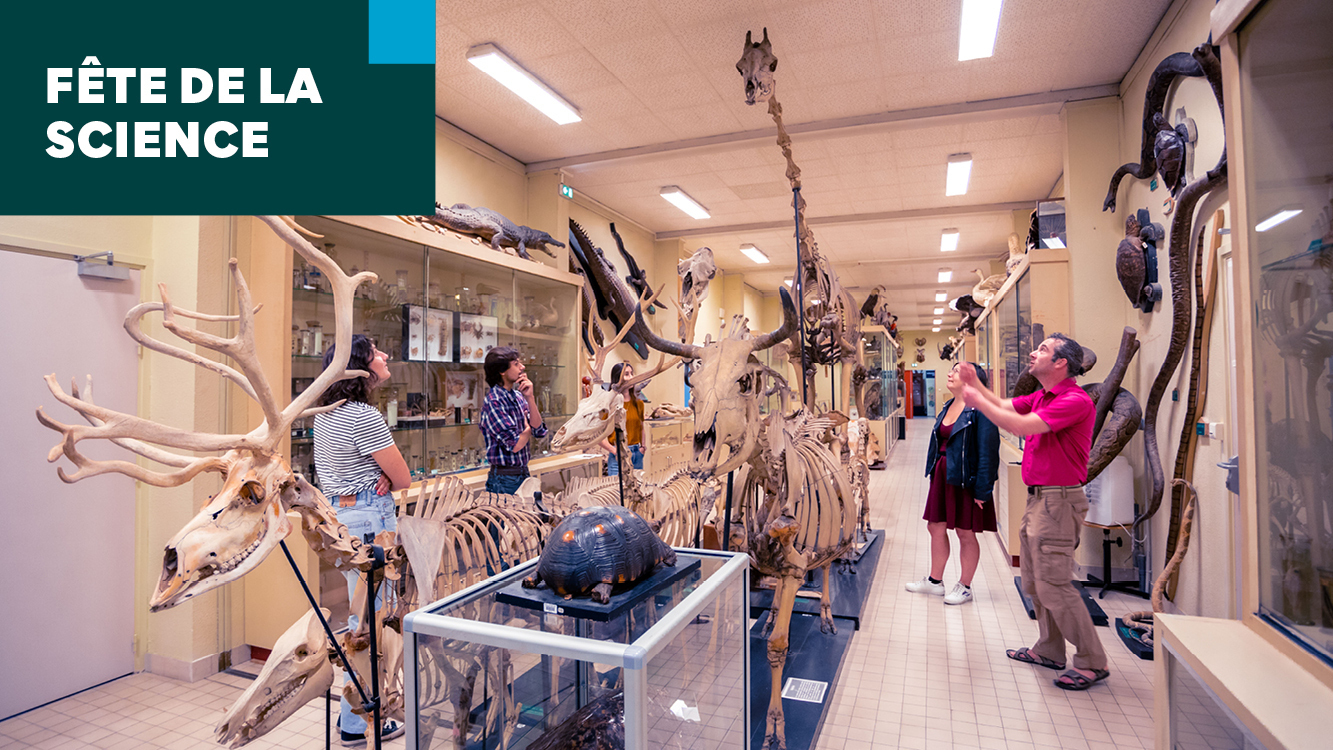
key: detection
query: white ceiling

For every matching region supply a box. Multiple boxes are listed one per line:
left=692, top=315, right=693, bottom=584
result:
left=437, top=0, right=1175, bottom=327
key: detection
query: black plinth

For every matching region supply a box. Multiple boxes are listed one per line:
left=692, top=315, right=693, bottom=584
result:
left=496, top=558, right=700, bottom=622
left=749, top=609, right=853, bottom=750
left=1115, top=617, right=1155, bottom=660
left=1014, top=575, right=1109, bottom=627
left=749, top=530, right=883, bottom=630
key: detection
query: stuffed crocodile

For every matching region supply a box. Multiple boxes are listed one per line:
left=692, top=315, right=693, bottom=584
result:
left=423, top=203, right=564, bottom=260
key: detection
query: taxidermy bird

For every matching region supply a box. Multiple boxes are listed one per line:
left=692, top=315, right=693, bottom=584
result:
left=950, top=295, right=984, bottom=335
left=860, top=286, right=883, bottom=319
left=1005, top=232, right=1026, bottom=276
left=971, top=268, right=1006, bottom=307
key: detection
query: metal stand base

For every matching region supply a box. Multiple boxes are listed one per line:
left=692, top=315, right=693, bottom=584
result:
left=1076, top=527, right=1150, bottom=600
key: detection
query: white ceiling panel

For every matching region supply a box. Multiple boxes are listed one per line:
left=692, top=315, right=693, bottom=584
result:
left=436, top=0, right=1175, bottom=325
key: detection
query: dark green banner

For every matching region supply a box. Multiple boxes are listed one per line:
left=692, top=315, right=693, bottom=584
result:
left=0, top=0, right=435, bottom=214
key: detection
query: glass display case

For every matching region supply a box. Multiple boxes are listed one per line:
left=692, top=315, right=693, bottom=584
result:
left=287, top=215, right=581, bottom=486
left=403, top=549, right=751, bottom=749
left=988, top=267, right=1033, bottom=447
left=861, top=326, right=901, bottom=457
left=1239, top=0, right=1333, bottom=664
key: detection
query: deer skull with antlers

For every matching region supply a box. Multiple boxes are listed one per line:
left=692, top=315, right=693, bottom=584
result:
left=36, top=216, right=379, bottom=612
left=552, top=287, right=678, bottom=454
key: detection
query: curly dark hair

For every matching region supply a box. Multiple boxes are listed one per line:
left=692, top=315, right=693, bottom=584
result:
left=484, top=346, right=521, bottom=387
left=317, top=334, right=376, bottom=406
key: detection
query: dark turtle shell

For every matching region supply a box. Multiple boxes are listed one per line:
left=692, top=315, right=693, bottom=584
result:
left=524, top=505, right=675, bottom=601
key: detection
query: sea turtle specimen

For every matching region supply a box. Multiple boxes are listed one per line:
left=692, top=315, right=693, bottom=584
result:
left=523, top=505, right=676, bottom=603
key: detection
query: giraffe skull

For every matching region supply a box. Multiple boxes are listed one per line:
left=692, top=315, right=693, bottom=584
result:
left=737, top=28, right=778, bottom=105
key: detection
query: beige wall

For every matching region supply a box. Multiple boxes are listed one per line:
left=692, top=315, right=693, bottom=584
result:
left=433, top=120, right=527, bottom=226
left=1061, top=0, right=1234, bottom=618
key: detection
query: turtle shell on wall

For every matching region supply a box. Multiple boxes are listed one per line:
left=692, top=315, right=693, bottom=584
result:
left=523, top=505, right=676, bottom=603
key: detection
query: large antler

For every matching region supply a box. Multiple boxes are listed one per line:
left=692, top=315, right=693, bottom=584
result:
left=37, top=216, right=377, bottom=484
left=260, top=216, right=379, bottom=447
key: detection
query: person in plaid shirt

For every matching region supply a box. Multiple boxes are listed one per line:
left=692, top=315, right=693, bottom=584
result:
left=480, top=347, right=547, bottom=494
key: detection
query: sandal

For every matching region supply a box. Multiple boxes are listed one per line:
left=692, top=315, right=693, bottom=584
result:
left=1006, top=647, right=1064, bottom=671
left=1054, top=668, right=1110, bottom=691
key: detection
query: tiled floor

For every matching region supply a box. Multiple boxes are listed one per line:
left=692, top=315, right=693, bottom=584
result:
left=1, top=418, right=1159, bottom=749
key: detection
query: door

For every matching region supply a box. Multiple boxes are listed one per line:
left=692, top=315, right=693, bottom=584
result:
left=924, top=371, right=937, bottom=419
left=1, top=252, right=140, bottom=718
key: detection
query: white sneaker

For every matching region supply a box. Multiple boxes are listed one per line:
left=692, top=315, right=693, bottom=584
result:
left=944, top=583, right=973, bottom=605
left=905, top=577, right=945, bottom=595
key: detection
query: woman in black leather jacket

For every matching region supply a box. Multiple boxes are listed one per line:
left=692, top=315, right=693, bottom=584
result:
left=905, top=361, right=1001, bottom=605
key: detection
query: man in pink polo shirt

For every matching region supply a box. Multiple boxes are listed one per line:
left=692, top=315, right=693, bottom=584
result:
left=957, top=333, right=1108, bottom=691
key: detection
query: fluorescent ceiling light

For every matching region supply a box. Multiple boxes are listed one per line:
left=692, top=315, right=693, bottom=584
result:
left=783, top=278, right=792, bottom=287
left=932, top=327, right=941, bottom=332
left=938, top=269, right=953, bottom=283
left=941, top=229, right=960, bottom=252
left=1042, top=236, right=1066, bottom=249
left=660, top=186, right=710, bottom=219
left=945, top=153, right=972, bottom=196
left=935, top=291, right=948, bottom=302
left=739, top=243, right=769, bottom=264
left=467, top=44, right=581, bottom=125
left=933, top=318, right=943, bottom=325
left=959, top=0, right=1004, bottom=61
left=934, top=307, right=944, bottom=315
left=1256, top=208, right=1302, bottom=232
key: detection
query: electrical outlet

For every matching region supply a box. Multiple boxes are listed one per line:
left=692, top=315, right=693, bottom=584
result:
left=1196, top=421, right=1206, bottom=436
left=1209, top=422, right=1223, bottom=440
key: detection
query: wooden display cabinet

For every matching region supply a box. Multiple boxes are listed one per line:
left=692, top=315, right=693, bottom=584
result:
left=286, top=215, right=586, bottom=626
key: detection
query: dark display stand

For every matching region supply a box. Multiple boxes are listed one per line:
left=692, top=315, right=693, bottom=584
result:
left=495, top=558, right=701, bottom=622
left=749, top=610, right=853, bottom=750
left=1116, top=617, right=1155, bottom=660
left=749, top=530, right=883, bottom=630
left=1076, top=526, right=1150, bottom=600
left=1013, top=576, right=1109, bottom=627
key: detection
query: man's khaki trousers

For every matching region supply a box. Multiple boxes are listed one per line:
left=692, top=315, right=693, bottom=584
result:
left=1019, top=485, right=1108, bottom=671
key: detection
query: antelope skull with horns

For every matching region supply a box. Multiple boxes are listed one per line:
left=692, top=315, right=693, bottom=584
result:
left=633, top=287, right=798, bottom=480
left=36, top=216, right=380, bottom=612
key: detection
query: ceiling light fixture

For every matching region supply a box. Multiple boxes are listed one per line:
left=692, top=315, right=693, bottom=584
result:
left=945, top=154, right=973, bottom=196
left=938, top=269, right=953, bottom=283
left=932, top=327, right=941, bottom=332
left=935, top=291, right=948, bottom=302
left=660, top=186, right=711, bottom=219
left=933, top=318, right=943, bottom=325
left=466, top=44, right=581, bottom=125
left=934, top=307, right=944, bottom=315
left=1256, top=208, right=1302, bottom=232
left=941, top=229, right=960, bottom=252
left=959, top=0, right=1004, bottom=61
left=784, top=278, right=793, bottom=287
left=739, top=243, right=770, bottom=264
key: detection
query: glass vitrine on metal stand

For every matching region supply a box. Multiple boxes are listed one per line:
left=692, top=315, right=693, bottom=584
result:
left=404, top=550, right=751, bottom=749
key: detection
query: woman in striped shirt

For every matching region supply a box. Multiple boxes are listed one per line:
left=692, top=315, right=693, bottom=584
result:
left=313, top=334, right=410, bottom=744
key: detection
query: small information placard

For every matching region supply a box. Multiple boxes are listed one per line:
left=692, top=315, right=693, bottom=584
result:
left=781, top=678, right=828, bottom=704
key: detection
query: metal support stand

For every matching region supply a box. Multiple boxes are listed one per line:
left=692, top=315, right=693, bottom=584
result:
left=278, top=539, right=382, bottom=750
left=615, top=425, right=626, bottom=503
left=793, top=186, right=810, bottom=409
left=1077, top=526, right=1150, bottom=600
left=722, top=470, right=735, bottom=552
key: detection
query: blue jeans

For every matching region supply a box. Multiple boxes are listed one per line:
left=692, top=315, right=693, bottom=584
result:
left=486, top=470, right=527, bottom=495
left=335, top=488, right=398, bottom=734
left=607, top=444, right=643, bottom=476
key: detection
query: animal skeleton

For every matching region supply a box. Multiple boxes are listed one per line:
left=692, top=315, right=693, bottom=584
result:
left=632, top=284, right=859, bottom=750
left=34, top=217, right=426, bottom=745
left=737, top=27, right=862, bottom=411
